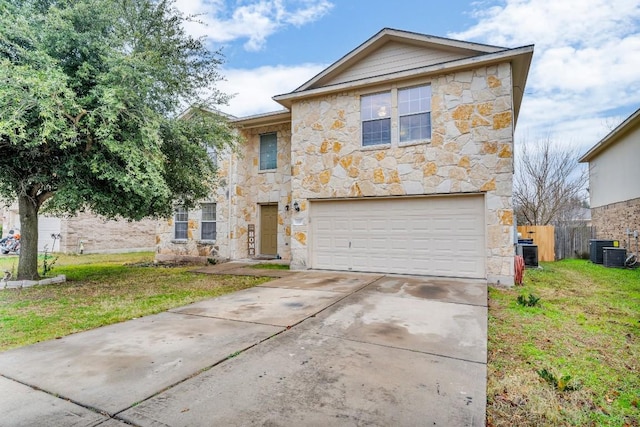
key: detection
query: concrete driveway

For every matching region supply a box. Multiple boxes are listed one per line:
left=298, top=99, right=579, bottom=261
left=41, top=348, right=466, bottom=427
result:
left=0, top=266, right=487, bottom=426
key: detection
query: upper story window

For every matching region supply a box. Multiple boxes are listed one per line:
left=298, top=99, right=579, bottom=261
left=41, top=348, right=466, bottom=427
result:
left=206, top=145, right=217, bottom=168
left=360, top=84, right=431, bottom=147
left=259, top=133, right=277, bottom=170
left=201, top=203, right=216, bottom=241
left=361, top=92, right=392, bottom=146
left=174, top=207, right=188, bottom=239
left=399, top=85, right=431, bottom=143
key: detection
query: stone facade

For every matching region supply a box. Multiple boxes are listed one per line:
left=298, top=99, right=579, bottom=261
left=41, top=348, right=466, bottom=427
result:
left=592, top=197, right=640, bottom=249
left=288, top=66, right=515, bottom=283
left=154, top=29, right=533, bottom=284
left=231, top=123, right=292, bottom=260
left=156, top=122, right=292, bottom=262
left=156, top=150, right=232, bottom=260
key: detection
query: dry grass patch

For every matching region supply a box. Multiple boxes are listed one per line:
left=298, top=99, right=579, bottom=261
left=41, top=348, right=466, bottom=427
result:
left=487, top=260, right=639, bottom=426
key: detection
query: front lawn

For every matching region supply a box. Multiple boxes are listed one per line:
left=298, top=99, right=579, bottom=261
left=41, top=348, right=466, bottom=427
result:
left=0, top=252, right=270, bottom=352
left=487, top=259, right=639, bottom=426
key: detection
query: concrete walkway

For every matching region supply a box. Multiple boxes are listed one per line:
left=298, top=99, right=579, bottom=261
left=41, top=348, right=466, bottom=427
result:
left=0, top=264, right=487, bottom=426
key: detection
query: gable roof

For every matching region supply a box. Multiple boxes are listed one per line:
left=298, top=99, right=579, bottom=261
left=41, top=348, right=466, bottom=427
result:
left=294, top=28, right=505, bottom=92
left=273, top=28, right=533, bottom=124
left=579, top=107, right=640, bottom=163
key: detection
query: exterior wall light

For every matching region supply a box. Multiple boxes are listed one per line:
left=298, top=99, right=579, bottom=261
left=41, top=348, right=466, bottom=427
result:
left=293, top=201, right=300, bottom=212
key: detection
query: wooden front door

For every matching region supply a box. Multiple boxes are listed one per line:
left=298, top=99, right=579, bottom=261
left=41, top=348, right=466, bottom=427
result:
left=260, top=204, right=278, bottom=256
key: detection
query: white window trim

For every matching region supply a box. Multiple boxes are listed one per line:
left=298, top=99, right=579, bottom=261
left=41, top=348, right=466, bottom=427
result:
left=200, top=203, right=217, bottom=242
left=259, top=133, right=278, bottom=171
left=359, top=83, right=432, bottom=149
left=173, top=206, right=188, bottom=241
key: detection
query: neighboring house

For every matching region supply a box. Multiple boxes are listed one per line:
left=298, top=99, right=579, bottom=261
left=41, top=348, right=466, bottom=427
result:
left=2, top=204, right=157, bottom=253
left=579, top=107, right=640, bottom=247
left=157, top=28, right=534, bottom=285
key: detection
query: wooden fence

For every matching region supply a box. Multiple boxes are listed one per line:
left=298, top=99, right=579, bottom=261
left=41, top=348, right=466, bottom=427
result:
left=517, top=225, right=555, bottom=262
left=517, top=224, right=594, bottom=261
left=554, top=225, right=594, bottom=260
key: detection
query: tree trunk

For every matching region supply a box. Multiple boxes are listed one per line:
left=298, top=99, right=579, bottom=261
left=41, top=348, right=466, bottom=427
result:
left=17, top=193, right=40, bottom=280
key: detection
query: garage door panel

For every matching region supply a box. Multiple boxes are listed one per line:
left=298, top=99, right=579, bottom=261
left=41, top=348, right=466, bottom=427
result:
left=369, top=238, right=388, bottom=250
left=311, top=196, right=486, bottom=278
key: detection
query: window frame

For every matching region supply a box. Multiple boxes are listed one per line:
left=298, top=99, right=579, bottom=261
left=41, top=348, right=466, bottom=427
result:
left=174, top=206, right=188, bottom=240
left=200, top=202, right=216, bottom=241
left=398, top=85, right=432, bottom=144
left=361, top=91, right=392, bottom=147
left=259, top=133, right=277, bottom=171
left=359, top=83, right=432, bottom=148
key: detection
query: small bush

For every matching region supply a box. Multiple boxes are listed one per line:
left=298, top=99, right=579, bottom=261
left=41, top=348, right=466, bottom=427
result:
left=537, top=368, right=580, bottom=392
left=517, top=293, right=541, bottom=307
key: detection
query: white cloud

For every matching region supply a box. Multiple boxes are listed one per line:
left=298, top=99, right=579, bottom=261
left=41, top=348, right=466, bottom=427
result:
left=217, top=64, right=327, bottom=117
left=452, top=0, right=640, bottom=150
left=177, top=0, right=333, bottom=51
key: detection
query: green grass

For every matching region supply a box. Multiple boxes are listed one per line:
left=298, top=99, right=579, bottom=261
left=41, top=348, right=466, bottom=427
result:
left=0, top=252, right=271, bottom=351
left=487, top=259, right=640, bottom=426
left=250, top=263, right=290, bottom=270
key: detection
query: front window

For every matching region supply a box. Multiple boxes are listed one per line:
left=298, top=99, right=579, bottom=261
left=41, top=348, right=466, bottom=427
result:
left=259, top=133, right=277, bottom=170
left=201, top=203, right=216, bottom=240
left=361, top=92, right=391, bottom=146
left=206, top=146, right=217, bottom=168
left=174, top=207, right=188, bottom=239
left=399, top=85, right=431, bottom=143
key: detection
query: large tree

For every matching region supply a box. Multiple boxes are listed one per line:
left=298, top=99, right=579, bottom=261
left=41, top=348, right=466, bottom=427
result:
left=0, top=0, right=236, bottom=279
left=514, top=138, right=588, bottom=226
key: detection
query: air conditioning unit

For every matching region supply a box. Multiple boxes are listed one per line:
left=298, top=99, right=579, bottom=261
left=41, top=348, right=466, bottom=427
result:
left=589, top=239, right=619, bottom=264
left=517, top=244, right=538, bottom=267
left=603, top=247, right=626, bottom=268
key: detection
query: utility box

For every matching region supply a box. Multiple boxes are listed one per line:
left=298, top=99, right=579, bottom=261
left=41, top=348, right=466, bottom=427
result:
left=603, top=247, right=627, bottom=268
left=517, top=244, right=539, bottom=268
left=589, top=239, right=619, bottom=264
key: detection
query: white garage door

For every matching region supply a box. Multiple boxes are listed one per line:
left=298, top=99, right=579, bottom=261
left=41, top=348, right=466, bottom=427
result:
left=310, top=196, right=486, bottom=278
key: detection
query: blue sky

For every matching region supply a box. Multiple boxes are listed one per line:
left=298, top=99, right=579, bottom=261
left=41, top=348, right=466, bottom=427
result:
left=177, top=0, right=640, bottom=152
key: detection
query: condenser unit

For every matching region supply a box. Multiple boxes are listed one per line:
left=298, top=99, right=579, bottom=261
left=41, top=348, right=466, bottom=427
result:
left=589, top=239, right=619, bottom=264
left=517, top=244, right=539, bottom=268
left=603, top=247, right=627, bottom=268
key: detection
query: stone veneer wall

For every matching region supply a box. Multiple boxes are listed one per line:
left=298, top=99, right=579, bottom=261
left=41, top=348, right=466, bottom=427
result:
left=230, top=123, right=292, bottom=259
left=289, top=64, right=516, bottom=284
left=156, top=153, right=231, bottom=260
left=59, top=211, right=157, bottom=254
left=592, top=197, right=640, bottom=249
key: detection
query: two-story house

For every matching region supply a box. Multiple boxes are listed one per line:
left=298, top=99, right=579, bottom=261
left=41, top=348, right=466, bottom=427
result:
left=157, top=28, right=533, bottom=286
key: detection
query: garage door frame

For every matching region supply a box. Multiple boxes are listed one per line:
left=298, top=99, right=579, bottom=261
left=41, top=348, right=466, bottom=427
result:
left=308, top=194, right=486, bottom=278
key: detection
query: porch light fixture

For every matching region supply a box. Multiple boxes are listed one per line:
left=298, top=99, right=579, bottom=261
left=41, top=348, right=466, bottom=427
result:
left=293, top=201, right=300, bottom=212
left=285, top=204, right=290, bottom=211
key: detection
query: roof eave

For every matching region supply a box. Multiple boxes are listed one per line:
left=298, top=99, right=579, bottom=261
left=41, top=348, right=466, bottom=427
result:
left=230, top=109, right=291, bottom=128
left=274, top=45, right=534, bottom=124
left=177, top=105, right=236, bottom=120
left=579, top=107, right=640, bottom=163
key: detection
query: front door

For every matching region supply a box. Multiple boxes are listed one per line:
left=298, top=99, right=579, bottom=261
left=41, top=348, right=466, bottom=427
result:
left=260, top=204, right=278, bottom=256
